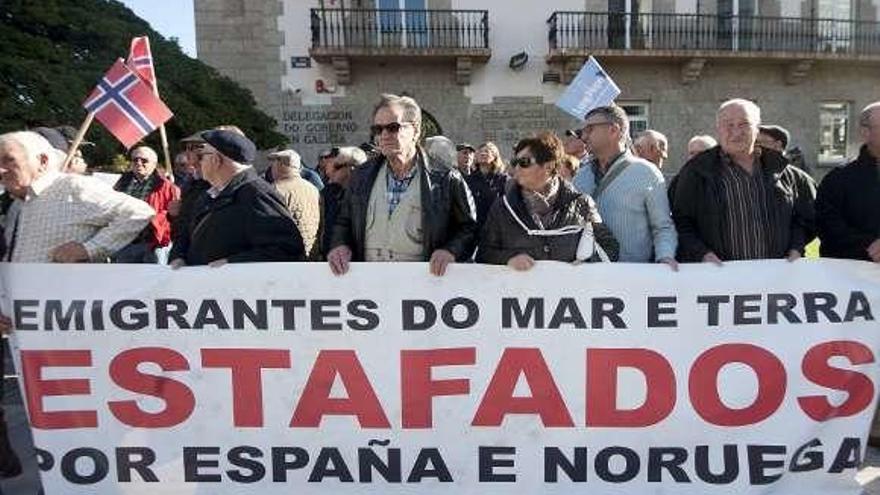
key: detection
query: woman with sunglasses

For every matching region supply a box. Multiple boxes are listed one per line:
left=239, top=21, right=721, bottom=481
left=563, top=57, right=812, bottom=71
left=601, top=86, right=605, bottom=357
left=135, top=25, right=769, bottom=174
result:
left=477, top=132, right=618, bottom=270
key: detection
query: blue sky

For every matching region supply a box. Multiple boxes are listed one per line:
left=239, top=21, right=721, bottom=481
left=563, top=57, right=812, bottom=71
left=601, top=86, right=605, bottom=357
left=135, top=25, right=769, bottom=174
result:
left=121, top=0, right=197, bottom=57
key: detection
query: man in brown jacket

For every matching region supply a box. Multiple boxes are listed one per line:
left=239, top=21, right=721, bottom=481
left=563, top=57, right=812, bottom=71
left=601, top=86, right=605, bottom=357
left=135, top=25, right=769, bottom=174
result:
left=268, top=149, right=321, bottom=260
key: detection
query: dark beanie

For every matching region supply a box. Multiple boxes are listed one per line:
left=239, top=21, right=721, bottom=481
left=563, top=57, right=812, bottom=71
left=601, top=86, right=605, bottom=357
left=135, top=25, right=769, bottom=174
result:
left=200, top=129, right=256, bottom=164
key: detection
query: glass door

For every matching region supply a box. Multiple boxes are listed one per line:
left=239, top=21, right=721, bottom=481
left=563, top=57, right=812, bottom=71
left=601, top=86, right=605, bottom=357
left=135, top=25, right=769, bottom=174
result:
left=377, top=0, right=427, bottom=48
left=717, top=0, right=757, bottom=50
left=608, top=0, right=650, bottom=49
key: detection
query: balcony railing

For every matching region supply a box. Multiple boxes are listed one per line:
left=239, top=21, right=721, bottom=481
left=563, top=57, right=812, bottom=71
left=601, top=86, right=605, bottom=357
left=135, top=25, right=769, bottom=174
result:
left=548, top=11, right=880, bottom=57
left=310, top=8, right=489, bottom=55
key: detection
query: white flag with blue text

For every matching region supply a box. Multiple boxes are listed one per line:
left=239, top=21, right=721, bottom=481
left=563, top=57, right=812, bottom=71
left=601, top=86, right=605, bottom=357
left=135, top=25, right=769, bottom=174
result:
left=556, top=56, right=621, bottom=121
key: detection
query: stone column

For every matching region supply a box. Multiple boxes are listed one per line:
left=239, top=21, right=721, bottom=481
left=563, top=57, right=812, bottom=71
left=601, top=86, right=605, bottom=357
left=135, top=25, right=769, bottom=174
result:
left=194, top=0, right=285, bottom=120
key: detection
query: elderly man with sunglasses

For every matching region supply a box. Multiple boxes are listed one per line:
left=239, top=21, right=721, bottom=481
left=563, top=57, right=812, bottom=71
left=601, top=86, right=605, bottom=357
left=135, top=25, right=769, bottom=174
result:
left=572, top=104, right=678, bottom=270
left=112, top=146, right=180, bottom=263
left=327, top=94, right=478, bottom=276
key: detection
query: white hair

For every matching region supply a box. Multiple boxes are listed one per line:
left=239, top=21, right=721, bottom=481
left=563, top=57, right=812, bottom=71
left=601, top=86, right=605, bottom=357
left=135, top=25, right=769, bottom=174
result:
left=335, top=146, right=368, bottom=167
left=0, top=131, right=61, bottom=173
left=131, top=146, right=159, bottom=163
left=860, top=102, right=880, bottom=128
left=717, top=99, right=761, bottom=124
left=688, top=134, right=718, bottom=149
left=635, top=129, right=668, bottom=149
left=423, top=136, right=457, bottom=169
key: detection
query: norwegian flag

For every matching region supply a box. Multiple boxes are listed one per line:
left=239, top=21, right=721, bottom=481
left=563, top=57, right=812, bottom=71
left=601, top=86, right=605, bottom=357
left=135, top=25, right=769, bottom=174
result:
left=82, top=59, right=173, bottom=149
left=127, top=36, right=156, bottom=89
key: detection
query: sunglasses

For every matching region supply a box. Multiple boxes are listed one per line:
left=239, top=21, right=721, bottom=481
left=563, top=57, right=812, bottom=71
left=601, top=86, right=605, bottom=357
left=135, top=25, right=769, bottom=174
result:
left=370, top=122, right=411, bottom=135
left=510, top=156, right=539, bottom=168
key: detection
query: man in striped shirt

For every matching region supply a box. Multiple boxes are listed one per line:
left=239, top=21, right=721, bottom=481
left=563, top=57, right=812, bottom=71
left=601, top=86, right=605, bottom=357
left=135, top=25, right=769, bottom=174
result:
left=671, top=99, right=816, bottom=264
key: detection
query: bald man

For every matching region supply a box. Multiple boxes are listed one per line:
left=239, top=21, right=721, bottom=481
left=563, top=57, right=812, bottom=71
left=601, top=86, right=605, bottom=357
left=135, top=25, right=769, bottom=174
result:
left=817, top=102, right=880, bottom=262
left=633, top=130, right=668, bottom=169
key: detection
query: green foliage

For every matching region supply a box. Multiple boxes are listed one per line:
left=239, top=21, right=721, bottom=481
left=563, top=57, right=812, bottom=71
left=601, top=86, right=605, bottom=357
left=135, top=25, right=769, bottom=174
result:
left=0, top=0, right=286, bottom=167
left=106, top=153, right=129, bottom=174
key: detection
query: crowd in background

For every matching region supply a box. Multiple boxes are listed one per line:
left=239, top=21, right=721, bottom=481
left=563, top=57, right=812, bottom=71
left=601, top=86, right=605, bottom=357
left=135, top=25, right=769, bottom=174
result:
left=1, top=93, right=880, bottom=478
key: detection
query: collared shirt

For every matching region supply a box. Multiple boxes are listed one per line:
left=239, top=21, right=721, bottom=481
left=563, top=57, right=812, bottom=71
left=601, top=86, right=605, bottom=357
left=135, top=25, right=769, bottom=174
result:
left=572, top=156, right=597, bottom=195
left=207, top=167, right=251, bottom=199
left=385, top=164, right=418, bottom=216
left=120, top=173, right=157, bottom=201
left=4, top=172, right=155, bottom=262
left=571, top=152, right=624, bottom=196
left=718, top=152, right=774, bottom=260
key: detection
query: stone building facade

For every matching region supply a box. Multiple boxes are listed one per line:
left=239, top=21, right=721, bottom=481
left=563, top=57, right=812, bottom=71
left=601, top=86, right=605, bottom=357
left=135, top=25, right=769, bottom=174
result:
left=195, top=0, right=880, bottom=177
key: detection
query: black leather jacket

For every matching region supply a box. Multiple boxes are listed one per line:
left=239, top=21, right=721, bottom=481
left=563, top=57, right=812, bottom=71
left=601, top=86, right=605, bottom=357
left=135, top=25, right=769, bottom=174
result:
left=329, top=147, right=478, bottom=261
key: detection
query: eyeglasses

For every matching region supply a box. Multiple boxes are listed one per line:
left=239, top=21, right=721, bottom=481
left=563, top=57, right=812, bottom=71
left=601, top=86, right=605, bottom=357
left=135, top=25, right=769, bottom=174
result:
left=370, top=122, right=411, bottom=135
left=510, top=156, right=539, bottom=168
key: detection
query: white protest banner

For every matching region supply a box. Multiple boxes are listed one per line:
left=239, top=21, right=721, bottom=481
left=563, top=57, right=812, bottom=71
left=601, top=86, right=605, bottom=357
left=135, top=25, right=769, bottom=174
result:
left=2, top=260, right=879, bottom=494
left=555, top=56, right=621, bottom=120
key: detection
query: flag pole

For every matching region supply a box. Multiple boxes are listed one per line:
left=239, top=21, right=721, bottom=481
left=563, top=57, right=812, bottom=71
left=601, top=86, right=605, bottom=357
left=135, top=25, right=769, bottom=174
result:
left=150, top=79, right=173, bottom=180
left=158, top=123, right=172, bottom=179
left=62, top=112, right=96, bottom=171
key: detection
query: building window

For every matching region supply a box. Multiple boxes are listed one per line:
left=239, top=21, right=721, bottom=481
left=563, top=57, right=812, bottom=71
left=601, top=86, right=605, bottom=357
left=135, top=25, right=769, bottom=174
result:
left=819, top=102, right=850, bottom=163
left=620, top=102, right=650, bottom=139
left=817, top=0, right=852, bottom=53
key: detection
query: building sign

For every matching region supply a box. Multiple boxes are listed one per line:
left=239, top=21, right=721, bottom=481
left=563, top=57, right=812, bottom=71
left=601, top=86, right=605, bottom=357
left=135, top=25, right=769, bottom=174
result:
left=281, top=109, right=359, bottom=146
left=291, top=57, right=312, bottom=69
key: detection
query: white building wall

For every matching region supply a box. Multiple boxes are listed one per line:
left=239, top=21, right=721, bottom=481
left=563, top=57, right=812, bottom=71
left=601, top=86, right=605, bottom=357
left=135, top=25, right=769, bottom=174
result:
left=279, top=1, right=346, bottom=106
left=455, top=0, right=584, bottom=104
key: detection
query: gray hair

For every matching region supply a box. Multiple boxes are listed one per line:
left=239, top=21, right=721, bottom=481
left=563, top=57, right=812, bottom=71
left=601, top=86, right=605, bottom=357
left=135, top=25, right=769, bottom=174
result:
left=334, top=146, right=368, bottom=167
left=859, top=102, right=880, bottom=128
left=0, top=131, right=61, bottom=173
left=717, top=98, right=761, bottom=124
left=372, top=93, right=422, bottom=134
left=585, top=104, right=630, bottom=145
left=131, top=146, right=158, bottom=163
left=635, top=129, right=668, bottom=149
left=423, top=136, right=457, bottom=169
left=270, top=149, right=302, bottom=172
left=688, top=134, right=718, bottom=149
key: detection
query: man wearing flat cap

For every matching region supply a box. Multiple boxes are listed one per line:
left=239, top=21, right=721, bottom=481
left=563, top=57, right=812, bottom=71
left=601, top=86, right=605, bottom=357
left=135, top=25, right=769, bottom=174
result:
left=169, top=129, right=305, bottom=266
left=756, top=125, right=790, bottom=154
left=268, top=149, right=321, bottom=260
left=455, top=143, right=476, bottom=174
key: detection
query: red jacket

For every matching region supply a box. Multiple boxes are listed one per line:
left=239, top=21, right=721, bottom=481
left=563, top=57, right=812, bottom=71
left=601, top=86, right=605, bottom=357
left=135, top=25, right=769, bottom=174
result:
left=115, top=172, right=180, bottom=248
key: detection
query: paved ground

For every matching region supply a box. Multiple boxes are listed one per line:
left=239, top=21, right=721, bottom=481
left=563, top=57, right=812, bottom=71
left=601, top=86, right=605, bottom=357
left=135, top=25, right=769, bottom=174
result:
left=3, top=338, right=880, bottom=494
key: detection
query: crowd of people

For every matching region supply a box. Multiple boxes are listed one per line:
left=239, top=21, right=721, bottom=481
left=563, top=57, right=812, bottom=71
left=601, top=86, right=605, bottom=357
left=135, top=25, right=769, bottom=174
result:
left=0, top=93, right=880, bottom=478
